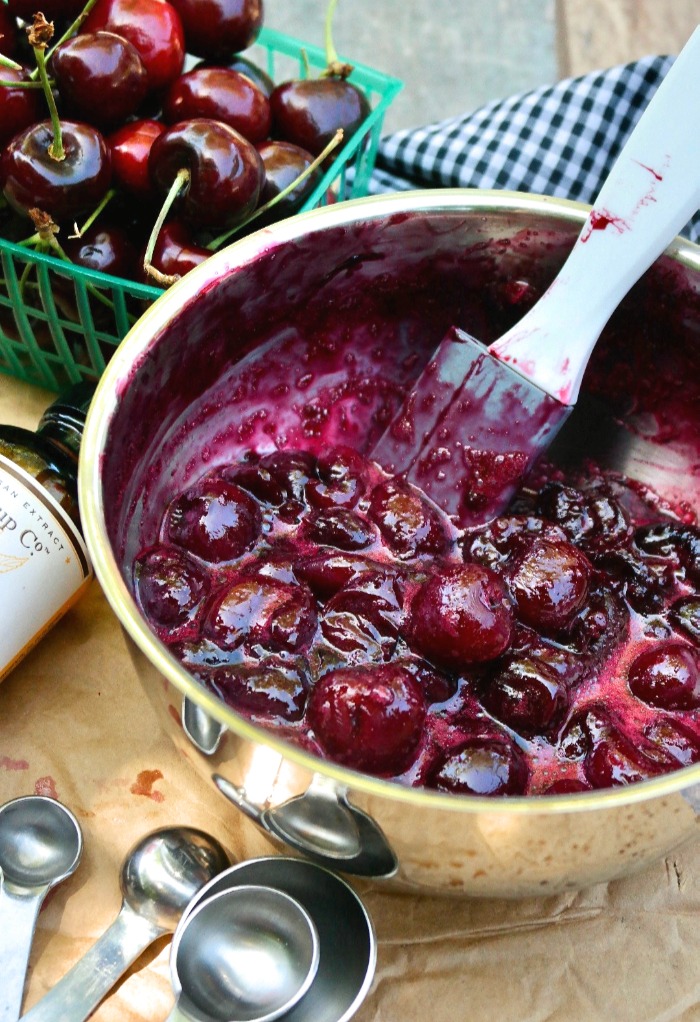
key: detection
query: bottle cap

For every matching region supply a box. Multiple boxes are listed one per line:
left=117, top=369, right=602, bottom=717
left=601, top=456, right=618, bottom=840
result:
left=39, top=381, right=97, bottom=432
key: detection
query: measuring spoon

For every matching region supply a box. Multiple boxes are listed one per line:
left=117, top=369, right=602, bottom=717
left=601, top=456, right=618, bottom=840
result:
left=0, top=795, right=82, bottom=1022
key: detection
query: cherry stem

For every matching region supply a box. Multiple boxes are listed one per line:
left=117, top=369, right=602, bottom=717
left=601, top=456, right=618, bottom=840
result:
left=207, top=129, right=344, bottom=252
left=33, top=44, right=65, bottom=160
left=0, top=52, right=23, bottom=72
left=143, top=166, right=191, bottom=285
left=29, top=0, right=101, bottom=80
left=324, top=0, right=340, bottom=67
left=71, top=188, right=116, bottom=237
left=0, top=77, right=49, bottom=88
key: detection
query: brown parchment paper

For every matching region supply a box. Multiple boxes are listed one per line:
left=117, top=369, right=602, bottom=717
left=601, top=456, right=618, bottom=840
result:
left=1, top=373, right=700, bottom=1022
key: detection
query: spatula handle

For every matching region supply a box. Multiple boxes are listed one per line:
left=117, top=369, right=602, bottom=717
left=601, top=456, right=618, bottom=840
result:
left=490, top=25, right=700, bottom=405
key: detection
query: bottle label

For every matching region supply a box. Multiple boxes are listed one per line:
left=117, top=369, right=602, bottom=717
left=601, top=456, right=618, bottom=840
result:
left=0, top=453, right=92, bottom=681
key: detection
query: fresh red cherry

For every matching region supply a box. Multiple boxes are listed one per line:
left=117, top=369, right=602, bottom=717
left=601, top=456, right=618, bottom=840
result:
left=205, top=54, right=274, bottom=97
left=212, top=659, right=308, bottom=722
left=627, top=642, right=700, bottom=710
left=255, top=140, right=322, bottom=225
left=7, top=0, right=84, bottom=18
left=0, top=66, right=42, bottom=149
left=427, top=738, right=529, bottom=796
left=63, top=221, right=139, bottom=278
left=368, top=477, right=450, bottom=559
left=50, top=31, right=148, bottom=128
left=82, top=0, right=185, bottom=92
left=1, top=120, right=111, bottom=222
left=507, top=536, right=591, bottom=634
left=163, top=475, right=261, bottom=562
left=203, top=575, right=317, bottom=653
left=107, top=118, right=165, bottom=199
left=162, top=67, right=271, bottom=143
left=405, top=563, right=514, bottom=669
left=134, top=543, right=209, bottom=630
left=306, top=662, right=426, bottom=775
left=142, top=219, right=210, bottom=280
left=270, top=75, right=370, bottom=157
left=168, top=0, right=262, bottom=60
left=148, top=118, right=264, bottom=229
left=0, top=4, right=18, bottom=58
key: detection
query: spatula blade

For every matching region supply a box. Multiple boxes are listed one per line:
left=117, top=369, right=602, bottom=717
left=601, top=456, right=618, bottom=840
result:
left=371, top=328, right=572, bottom=527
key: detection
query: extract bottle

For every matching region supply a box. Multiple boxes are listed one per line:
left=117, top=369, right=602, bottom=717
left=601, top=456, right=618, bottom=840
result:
left=0, top=382, right=95, bottom=681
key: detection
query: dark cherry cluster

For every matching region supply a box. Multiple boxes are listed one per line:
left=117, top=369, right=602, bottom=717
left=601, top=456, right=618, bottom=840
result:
left=132, top=444, right=700, bottom=797
left=0, top=0, right=370, bottom=283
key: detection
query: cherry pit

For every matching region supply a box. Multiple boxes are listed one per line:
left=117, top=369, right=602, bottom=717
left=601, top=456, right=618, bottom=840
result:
left=133, top=444, right=700, bottom=797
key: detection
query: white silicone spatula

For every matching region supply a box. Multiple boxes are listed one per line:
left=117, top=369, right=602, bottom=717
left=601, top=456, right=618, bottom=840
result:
left=371, top=26, right=700, bottom=527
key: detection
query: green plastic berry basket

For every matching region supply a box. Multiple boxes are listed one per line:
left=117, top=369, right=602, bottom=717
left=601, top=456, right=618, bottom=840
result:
left=0, top=25, right=403, bottom=393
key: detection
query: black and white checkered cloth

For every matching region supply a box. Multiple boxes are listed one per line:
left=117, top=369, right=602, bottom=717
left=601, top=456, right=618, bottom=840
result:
left=368, top=55, right=700, bottom=245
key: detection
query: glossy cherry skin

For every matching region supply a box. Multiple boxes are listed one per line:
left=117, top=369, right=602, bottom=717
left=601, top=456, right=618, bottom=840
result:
left=163, top=475, right=261, bottom=562
left=214, top=54, right=274, bottom=97
left=306, top=663, right=426, bottom=775
left=162, top=67, right=271, bottom=143
left=0, top=4, right=18, bottom=58
left=168, top=0, right=262, bottom=60
left=107, top=118, right=165, bottom=199
left=143, top=220, right=211, bottom=280
left=627, top=642, right=700, bottom=710
left=212, top=659, right=308, bottom=722
left=63, top=222, right=139, bottom=278
left=134, top=543, right=209, bottom=630
left=0, top=66, right=42, bottom=149
left=270, top=77, right=371, bottom=156
left=51, top=31, right=148, bottom=129
left=256, top=140, right=322, bottom=224
left=405, top=563, right=514, bottom=670
left=427, top=738, right=529, bottom=797
left=507, top=536, right=591, bottom=634
left=1, top=120, right=112, bottom=223
left=82, top=0, right=185, bottom=92
left=368, top=477, right=449, bottom=559
left=148, top=118, right=264, bottom=229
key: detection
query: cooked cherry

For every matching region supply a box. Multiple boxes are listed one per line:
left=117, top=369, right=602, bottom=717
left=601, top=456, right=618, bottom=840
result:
left=0, top=66, right=42, bottom=149
left=568, top=586, right=629, bottom=656
left=258, top=450, right=317, bottom=501
left=584, top=729, right=662, bottom=789
left=303, top=507, right=374, bottom=551
left=368, top=477, right=449, bottom=559
left=63, top=222, right=138, bottom=278
left=51, top=31, right=148, bottom=128
left=149, top=118, right=263, bottom=230
left=536, top=481, right=633, bottom=556
left=427, top=738, right=529, bottom=796
left=107, top=119, right=165, bottom=199
left=134, top=543, right=209, bottom=629
left=168, top=0, right=262, bottom=60
left=400, top=657, right=457, bottom=704
left=163, top=476, right=261, bottom=562
left=306, top=663, right=426, bottom=774
left=224, top=460, right=287, bottom=506
left=597, top=546, right=673, bottom=612
left=270, top=76, right=370, bottom=157
left=306, top=445, right=367, bottom=509
left=627, top=641, right=700, bottom=710
left=321, top=572, right=402, bottom=661
left=255, top=140, right=322, bottom=224
left=204, top=575, right=317, bottom=654
left=162, top=67, right=271, bottom=143
left=212, top=658, right=308, bottom=721
left=643, top=718, right=700, bottom=767
left=1, top=120, right=112, bottom=222
left=634, top=521, right=700, bottom=585
left=465, top=514, right=562, bottom=570
left=481, top=652, right=569, bottom=737
left=543, top=778, right=592, bottom=794
left=83, top=0, right=186, bottom=91
left=294, top=551, right=382, bottom=599
left=405, top=563, right=514, bottom=669
left=507, top=536, right=591, bottom=634
left=670, top=597, right=700, bottom=643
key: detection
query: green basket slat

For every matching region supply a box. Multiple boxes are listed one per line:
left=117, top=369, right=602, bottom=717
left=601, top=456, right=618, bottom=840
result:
left=0, top=26, right=402, bottom=391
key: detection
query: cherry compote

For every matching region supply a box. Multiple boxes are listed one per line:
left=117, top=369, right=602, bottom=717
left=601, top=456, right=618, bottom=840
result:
left=133, top=447, right=700, bottom=795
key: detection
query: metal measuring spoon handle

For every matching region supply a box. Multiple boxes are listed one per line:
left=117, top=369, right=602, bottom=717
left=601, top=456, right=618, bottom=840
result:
left=21, top=901, right=166, bottom=1022
left=0, top=884, right=51, bottom=1022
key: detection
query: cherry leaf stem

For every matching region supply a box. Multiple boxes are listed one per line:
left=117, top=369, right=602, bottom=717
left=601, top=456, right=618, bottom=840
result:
left=207, top=129, right=344, bottom=251
left=33, top=45, right=65, bottom=160
left=324, top=0, right=340, bottom=68
left=143, top=166, right=190, bottom=282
